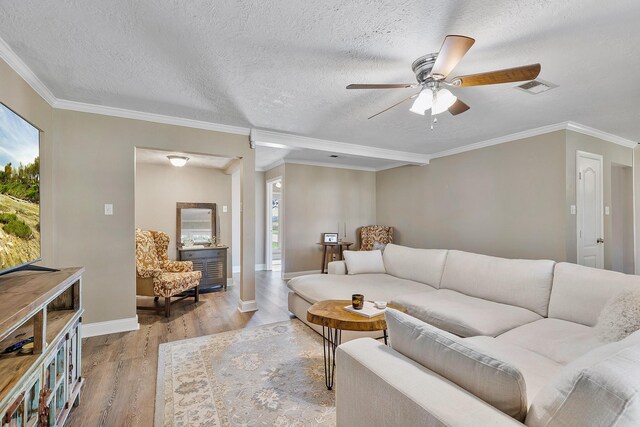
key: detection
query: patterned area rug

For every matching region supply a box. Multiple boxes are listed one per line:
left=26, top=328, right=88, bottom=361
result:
left=155, top=320, right=335, bottom=426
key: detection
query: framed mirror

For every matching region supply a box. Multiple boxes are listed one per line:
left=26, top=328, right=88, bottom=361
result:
left=176, top=202, right=217, bottom=247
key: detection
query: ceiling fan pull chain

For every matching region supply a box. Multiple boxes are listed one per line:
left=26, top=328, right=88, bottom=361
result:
left=430, top=87, right=437, bottom=130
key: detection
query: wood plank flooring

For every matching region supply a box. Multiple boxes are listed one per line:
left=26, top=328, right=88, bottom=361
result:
left=66, top=271, right=293, bottom=427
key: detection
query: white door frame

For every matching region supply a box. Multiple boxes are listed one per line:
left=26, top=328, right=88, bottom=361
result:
left=265, top=176, right=283, bottom=271
left=576, top=150, right=604, bottom=268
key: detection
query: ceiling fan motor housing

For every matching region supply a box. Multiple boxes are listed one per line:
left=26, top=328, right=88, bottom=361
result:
left=411, top=53, right=438, bottom=83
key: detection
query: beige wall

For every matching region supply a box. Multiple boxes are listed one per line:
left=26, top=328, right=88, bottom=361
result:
left=377, top=131, right=568, bottom=261
left=565, top=131, right=633, bottom=267
left=283, top=164, right=376, bottom=273
left=0, top=59, right=54, bottom=268
left=52, top=109, right=255, bottom=323
left=135, top=162, right=232, bottom=272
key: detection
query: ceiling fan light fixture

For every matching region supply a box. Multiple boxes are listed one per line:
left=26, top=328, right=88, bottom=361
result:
left=410, top=88, right=457, bottom=116
left=409, top=89, right=433, bottom=115
left=167, top=155, right=189, bottom=167
left=432, top=88, right=457, bottom=115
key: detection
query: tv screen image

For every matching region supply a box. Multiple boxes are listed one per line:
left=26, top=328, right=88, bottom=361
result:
left=0, top=103, right=40, bottom=274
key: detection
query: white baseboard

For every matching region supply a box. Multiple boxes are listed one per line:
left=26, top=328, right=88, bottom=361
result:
left=238, top=299, right=258, bottom=313
left=283, top=270, right=321, bottom=280
left=82, top=316, right=139, bottom=338
left=232, top=264, right=268, bottom=274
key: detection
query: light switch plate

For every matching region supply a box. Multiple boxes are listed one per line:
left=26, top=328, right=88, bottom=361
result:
left=104, top=203, right=113, bottom=215
left=223, top=205, right=228, bottom=213
left=570, top=205, right=576, bottom=215
left=605, top=206, right=610, bottom=215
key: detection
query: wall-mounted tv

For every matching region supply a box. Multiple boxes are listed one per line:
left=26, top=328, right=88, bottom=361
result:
left=0, top=102, right=41, bottom=275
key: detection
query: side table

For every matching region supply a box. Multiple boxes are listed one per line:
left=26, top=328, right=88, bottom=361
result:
left=318, top=242, right=353, bottom=273
left=307, top=299, right=406, bottom=390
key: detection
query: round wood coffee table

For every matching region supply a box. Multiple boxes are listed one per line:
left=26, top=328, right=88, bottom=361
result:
left=307, top=299, right=406, bottom=390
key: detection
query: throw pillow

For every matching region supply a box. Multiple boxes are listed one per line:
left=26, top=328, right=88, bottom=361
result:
left=526, top=330, right=640, bottom=427
left=343, top=250, right=386, bottom=275
left=595, top=288, right=640, bottom=342
left=372, top=241, right=387, bottom=252
left=385, top=309, right=528, bottom=421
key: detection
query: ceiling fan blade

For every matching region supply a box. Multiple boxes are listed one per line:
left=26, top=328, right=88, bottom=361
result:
left=452, top=64, right=541, bottom=87
left=430, top=35, right=475, bottom=79
left=347, top=83, right=417, bottom=89
left=448, top=99, right=470, bottom=116
left=368, top=93, right=419, bottom=120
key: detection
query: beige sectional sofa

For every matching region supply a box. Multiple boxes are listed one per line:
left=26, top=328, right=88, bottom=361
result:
left=286, top=243, right=640, bottom=426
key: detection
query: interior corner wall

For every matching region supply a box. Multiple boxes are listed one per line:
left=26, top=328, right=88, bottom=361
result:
left=255, top=171, right=266, bottom=267
left=134, top=162, right=232, bottom=272
left=282, top=163, right=376, bottom=273
left=564, top=131, right=633, bottom=268
left=376, top=131, right=568, bottom=261
left=52, top=108, right=255, bottom=323
left=0, top=58, right=54, bottom=268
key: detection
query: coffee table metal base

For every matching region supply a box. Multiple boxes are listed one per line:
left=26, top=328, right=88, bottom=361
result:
left=321, top=326, right=388, bottom=390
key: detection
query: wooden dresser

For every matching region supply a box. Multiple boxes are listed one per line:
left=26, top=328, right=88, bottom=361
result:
left=0, top=268, right=84, bottom=427
left=178, top=247, right=228, bottom=292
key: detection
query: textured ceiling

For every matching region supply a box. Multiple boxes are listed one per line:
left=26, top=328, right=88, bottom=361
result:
left=1, top=0, right=639, bottom=157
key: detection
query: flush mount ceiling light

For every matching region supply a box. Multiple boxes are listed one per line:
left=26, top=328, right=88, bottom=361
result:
left=167, top=155, right=189, bottom=167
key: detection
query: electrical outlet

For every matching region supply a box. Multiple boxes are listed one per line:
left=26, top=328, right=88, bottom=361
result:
left=104, top=204, right=113, bottom=215
left=570, top=205, right=576, bottom=215
left=605, top=206, right=610, bottom=215
left=223, top=205, right=228, bottom=213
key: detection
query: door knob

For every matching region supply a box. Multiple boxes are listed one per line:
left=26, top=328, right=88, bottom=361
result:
left=597, top=238, right=604, bottom=244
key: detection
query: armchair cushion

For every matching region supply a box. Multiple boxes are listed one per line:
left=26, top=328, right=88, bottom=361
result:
left=154, top=271, right=202, bottom=298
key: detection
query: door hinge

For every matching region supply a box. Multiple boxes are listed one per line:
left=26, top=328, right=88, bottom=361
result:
left=578, top=172, right=582, bottom=180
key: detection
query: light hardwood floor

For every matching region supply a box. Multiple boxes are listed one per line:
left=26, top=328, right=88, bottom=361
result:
left=67, top=271, right=293, bottom=427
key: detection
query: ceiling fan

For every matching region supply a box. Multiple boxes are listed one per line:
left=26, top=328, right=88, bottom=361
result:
left=346, top=35, right=541, bottom=129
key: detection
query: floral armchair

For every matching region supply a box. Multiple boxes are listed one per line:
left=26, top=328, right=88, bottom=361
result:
left=135, top=228, right=202, bottom=317
left=359, top=225, right=393, bottom=251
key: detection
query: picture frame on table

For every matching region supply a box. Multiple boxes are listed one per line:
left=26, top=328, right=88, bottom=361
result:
left=322, top=233, right=339, bottom=244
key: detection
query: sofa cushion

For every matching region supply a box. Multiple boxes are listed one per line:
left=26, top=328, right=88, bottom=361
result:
left=385, top=309, right=529, bottom=421
left=287, top=273, right=434, bottom=305
left=465, top=336, right=562, bottom=406
left=343, top=250, right=386, bottom=274
left=439, top=250, right=554, bottom=316
left=526, top=330, right=640, bottom=427
left=391, top=289, right=542, bottom=337
left=497, top=318, right=605, bottom=365
left=549, top=262, right=640, bottom=326
left=595, top=288, right=640, bottom=342
left=382, top=244, right=448, bottom=288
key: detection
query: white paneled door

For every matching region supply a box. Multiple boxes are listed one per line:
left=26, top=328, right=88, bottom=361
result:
left=576, top=151, right=604, bottom=268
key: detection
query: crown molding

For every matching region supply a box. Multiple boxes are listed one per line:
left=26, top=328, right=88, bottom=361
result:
left=250, top=129, right=430, bottom=165
left=0, top=37, right=57, bottom=105
left=565, top=122, right=637, bottom=148
left=430, top=121, right=637, bottom=160
left=54, top=98, right=251, bottom=136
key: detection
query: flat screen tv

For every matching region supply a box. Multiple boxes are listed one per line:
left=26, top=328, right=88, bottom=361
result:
left=0, top=102, right=41, bottom=275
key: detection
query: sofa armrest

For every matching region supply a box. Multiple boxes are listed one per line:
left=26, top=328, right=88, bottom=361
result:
left=328, top=260, right=347, bottom=275
left=336, top=338, right=524, bottom=427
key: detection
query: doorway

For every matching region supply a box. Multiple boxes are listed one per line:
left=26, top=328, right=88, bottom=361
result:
left=611, top=163, right=634, bottom=273
left=576, top=151, right=604, bottom=268
left=266, top=177, right=283, bottom=272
